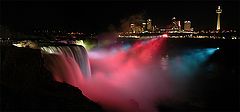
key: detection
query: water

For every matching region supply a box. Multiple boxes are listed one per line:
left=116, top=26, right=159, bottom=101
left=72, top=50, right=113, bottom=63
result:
left=41, top=45, right=91, bottom=78
left=40, top=38, right=219, bottom=112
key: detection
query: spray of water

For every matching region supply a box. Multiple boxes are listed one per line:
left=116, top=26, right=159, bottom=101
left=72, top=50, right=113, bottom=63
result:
left=41, top=38, right=218, bottom=112
left=84, top=38, right=173, bottom=112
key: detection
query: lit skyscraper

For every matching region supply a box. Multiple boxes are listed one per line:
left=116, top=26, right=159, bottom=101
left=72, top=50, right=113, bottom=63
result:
left=184, top=21, right=191, bottom=31
left=177, top=21, right=181, bottom=30
left=130, top=23, right=135, bottom=33
left=147, top=19, right=152, bottom=31
left=216, top=5, right=222, bottom=31
left=172, top=17, right=178, bottom=31
left=142, top=22, right=146, bottom=31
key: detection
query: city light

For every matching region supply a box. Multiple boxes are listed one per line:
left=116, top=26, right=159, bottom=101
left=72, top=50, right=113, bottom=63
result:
left=162, top=34, right=168, bottom=38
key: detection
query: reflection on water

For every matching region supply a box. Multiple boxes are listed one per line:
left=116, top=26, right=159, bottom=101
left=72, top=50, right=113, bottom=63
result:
left=160, top=55, right=169, bottom=70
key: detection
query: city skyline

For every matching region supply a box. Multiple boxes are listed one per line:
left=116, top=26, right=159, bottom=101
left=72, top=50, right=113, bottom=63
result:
left=1, top=0, right=239, bottom=33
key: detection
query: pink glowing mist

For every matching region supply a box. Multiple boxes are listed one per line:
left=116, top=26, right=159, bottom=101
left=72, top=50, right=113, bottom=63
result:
left=42, top=38, right=173, bottom=112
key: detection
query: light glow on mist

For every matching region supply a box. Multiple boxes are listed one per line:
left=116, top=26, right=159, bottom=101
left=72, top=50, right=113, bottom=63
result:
left=41, top=38, right=219, bottom=112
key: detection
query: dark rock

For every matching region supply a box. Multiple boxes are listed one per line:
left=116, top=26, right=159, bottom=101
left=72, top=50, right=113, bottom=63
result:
left=0, top=46, right=102, bottom=111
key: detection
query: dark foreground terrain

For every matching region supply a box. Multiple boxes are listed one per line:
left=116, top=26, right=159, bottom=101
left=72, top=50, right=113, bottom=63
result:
left=0, top=46, right=103, bottom=111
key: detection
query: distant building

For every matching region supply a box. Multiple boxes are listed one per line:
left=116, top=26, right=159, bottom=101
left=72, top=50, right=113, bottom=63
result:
left=216, top=5, right=222, bottom=31
left=142, top=22, right=147, bottom=31
left=135, top=26, right=143, bottom=33
left=172, top=17, right=179, bottom=31
left=130, top=23, right=135, bottom=33
left=177, top=21, right=181, bottom=30
left=130, top=23, right=143, bottom=33
left=147, top=19, right=152, bottom=32
left=184, top=21, right=191, bottom=31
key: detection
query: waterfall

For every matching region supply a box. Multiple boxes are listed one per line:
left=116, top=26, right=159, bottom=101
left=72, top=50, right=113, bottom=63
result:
left=40, top=45, right=91, bottom=89
left=41, top=45, right=91, bottom=78
left=39, top=39, right=218, bottom=112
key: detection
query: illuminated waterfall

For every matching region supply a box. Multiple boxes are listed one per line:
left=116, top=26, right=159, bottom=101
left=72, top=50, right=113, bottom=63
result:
left=41, top=45, right=91, bottom=79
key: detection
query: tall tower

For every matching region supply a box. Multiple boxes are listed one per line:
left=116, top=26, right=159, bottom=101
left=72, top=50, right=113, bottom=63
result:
left=216, top=5, right=222, bottom=31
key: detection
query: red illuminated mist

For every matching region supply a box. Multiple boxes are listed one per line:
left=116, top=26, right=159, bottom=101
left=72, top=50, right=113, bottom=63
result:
left=84, top=38, right=173, bottom=112
left=44, top=38, right=173, bottom=112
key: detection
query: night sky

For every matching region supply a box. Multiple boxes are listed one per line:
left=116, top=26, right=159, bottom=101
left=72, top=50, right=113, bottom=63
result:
left=1, top=0, right=239, bottom=33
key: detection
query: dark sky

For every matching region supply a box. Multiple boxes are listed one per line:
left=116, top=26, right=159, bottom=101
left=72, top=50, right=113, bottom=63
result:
left=1, top=0, right=239, bottom=33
